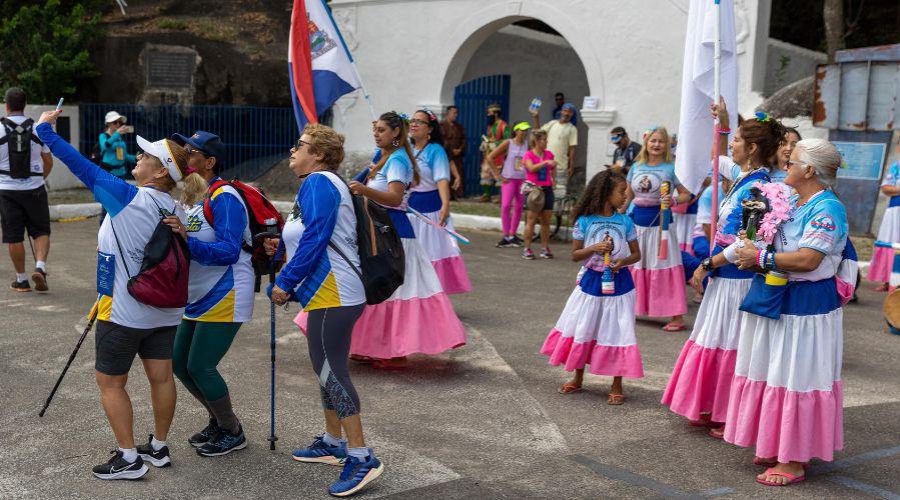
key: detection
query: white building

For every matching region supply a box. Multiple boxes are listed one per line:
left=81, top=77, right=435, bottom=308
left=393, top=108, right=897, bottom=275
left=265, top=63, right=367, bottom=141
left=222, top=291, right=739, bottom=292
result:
left=326, top=0, right=775, bottom=183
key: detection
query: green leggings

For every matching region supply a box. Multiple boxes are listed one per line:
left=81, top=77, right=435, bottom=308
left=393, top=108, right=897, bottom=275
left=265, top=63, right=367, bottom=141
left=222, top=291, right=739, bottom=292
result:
left=172, top=320, right=241, bottom=402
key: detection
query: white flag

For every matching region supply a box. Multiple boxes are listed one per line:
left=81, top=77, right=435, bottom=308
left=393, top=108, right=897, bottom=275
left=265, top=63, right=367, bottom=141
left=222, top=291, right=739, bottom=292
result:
left=674, top=0, right=739, bottom=195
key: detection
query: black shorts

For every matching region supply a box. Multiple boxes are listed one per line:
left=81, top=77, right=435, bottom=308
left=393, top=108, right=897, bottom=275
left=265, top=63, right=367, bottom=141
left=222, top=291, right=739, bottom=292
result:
left=0, top=186, right=51, bottom=243
left=95, top=320, right=176, bottom=376
left=542, top=187, right=555, bottom=211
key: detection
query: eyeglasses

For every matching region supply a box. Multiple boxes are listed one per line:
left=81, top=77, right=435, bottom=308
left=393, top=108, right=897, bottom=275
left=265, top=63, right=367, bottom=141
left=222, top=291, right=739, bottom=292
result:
left=409, top=118, right=429, bottom=126
left=185, top=146, right=210, bottom=158
left=785, top=159, right=809, bottom=170
left=292, top=138, right=311, bottom=151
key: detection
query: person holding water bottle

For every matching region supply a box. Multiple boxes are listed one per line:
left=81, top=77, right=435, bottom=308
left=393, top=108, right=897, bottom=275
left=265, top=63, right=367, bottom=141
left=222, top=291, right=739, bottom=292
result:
left=540, top=170, right=643, bottom=405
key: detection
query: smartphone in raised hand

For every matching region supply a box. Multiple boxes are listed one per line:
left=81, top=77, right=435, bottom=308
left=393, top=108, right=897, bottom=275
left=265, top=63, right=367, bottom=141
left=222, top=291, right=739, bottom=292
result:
left=55, top=98, right=64, bottom=111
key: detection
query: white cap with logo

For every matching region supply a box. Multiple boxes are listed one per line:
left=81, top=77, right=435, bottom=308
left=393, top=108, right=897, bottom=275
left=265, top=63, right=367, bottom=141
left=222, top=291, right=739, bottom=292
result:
left=136, top=135, right=184, bottom=182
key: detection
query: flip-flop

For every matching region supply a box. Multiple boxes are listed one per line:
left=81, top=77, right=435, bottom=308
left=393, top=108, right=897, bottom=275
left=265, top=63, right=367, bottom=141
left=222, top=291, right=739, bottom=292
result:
left=607, top=393, right=625, bottom=405
left=756, top=468, right=806, bottom=486
left=688, top=418, right=712, bottom=427
left=558, top=381, right=582, bottom=394
left=707, top=426, right=725, bottom=439
left=662, top=322, right=687, bottom=332
left=752, top=457, right=778, bottom=468
left=350, top=355, right=376, bottom=364
left=373, top=358, right=407, bottom=370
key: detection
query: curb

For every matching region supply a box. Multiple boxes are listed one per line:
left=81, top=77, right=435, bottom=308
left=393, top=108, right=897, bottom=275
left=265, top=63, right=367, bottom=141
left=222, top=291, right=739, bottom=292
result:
left=49, top=203, right=102, bottom=221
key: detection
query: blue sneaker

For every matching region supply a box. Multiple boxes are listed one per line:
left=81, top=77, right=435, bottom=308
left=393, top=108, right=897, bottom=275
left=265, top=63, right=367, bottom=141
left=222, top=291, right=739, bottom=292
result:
left=328, top=449, right=384, bottom=497
left=292, top=435, right=347, bottom=466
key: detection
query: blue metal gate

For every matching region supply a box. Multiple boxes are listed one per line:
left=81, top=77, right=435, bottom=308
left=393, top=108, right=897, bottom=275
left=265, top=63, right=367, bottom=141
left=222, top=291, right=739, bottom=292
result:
left=79, top=104, right=299, bottom=181
left=453, top=75, right=510, bottom=197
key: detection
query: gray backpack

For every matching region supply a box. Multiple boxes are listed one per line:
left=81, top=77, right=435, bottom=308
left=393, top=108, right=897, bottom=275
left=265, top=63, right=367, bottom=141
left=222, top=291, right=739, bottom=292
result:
left=0, top=117, right=43, bottom=179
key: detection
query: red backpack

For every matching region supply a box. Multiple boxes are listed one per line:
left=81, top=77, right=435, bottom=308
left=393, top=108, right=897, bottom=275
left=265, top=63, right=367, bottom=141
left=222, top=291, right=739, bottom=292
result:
left=203, top=179, right=285, bottom=290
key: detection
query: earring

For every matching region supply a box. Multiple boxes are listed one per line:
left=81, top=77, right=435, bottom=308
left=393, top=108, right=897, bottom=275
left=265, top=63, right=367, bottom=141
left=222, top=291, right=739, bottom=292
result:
left=391, top=139, right=400, bottom=147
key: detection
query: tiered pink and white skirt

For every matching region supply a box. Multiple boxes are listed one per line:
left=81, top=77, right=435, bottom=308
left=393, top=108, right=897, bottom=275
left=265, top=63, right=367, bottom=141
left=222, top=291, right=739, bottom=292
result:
left=408, top=190, right=472, bottom=294
left=724, top=277, right=844, bottom=463
left=629, top=206, right=687, bottom=317
left=295, top=209, right=467, bottom=359
left=540, top=268, right=643, bottom=378
left=661, top=258, right=753, bottom=422
left=868, top=202, right=900, bottom=283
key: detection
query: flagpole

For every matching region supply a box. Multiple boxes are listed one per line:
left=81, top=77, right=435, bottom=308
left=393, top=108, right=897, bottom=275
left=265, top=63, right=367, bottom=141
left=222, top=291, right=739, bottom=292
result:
left=321, top=0, right=377, bottom=121
left=710, top=0, right=722, bottom=257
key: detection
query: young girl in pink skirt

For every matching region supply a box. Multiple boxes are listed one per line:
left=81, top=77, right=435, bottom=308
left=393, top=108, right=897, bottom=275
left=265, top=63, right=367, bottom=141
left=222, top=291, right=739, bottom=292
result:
left=869, top=150, right=900, bottom=291
left=540, top=170, right=643, bottom=405
left=625, top=127, right=692, bottom=331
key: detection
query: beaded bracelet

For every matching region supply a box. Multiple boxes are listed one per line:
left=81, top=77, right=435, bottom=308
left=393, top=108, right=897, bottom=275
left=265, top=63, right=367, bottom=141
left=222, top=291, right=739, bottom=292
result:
left=756, top=250, right=765, bottom=269
left=716, top=128, right=732, bottom=135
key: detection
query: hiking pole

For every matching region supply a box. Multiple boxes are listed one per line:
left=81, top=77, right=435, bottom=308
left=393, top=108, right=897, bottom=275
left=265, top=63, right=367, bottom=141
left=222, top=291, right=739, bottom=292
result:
left=27, top=232, right=37, bottom=263
left=39, top=296, right=100, bottom=417
left=255, top=225, right=280, bottom=450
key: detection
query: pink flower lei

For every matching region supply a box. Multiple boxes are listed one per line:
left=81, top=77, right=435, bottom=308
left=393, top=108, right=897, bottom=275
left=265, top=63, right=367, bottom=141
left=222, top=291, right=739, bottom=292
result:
left=753, top=181, right=792, bottom=245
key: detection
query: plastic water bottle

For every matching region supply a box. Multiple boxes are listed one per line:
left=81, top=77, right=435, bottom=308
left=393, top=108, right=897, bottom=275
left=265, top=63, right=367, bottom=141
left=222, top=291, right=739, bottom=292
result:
left=529, top=97, right=542, bottom=114
left=601, top=253, right=615, bottom=295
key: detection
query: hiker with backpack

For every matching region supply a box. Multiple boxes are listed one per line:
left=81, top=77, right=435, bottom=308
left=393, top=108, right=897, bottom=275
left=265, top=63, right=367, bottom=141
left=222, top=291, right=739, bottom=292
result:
left=36, top=108, right=192, bottom=481
left=265, top=124, right=383, bottom=497
left=308, top=111, right=466, bottom=369
left=94, top=111, right=136, bottom=224
left=155, top=131, right=255, bottom=458
left=0, top=87, right=53, bottom=292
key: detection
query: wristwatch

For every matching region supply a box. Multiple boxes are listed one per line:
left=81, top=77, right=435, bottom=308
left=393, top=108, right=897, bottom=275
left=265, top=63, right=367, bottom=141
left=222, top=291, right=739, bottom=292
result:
left=700, top=257, right=713, bottom=271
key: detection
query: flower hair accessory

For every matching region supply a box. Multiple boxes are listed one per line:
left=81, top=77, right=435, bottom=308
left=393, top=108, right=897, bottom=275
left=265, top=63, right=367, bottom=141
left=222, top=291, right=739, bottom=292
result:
left=422, top=108, right=437, bottom=121
left=643, top=125, right=659, bottom=139
left=754, top=111, right=770, bottom=123
left=391, top=111, right=409, bottom=123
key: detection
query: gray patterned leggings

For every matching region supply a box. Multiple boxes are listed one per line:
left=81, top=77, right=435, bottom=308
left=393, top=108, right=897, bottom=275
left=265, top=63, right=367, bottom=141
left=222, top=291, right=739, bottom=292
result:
left=306, top=304, right=366, bottom=419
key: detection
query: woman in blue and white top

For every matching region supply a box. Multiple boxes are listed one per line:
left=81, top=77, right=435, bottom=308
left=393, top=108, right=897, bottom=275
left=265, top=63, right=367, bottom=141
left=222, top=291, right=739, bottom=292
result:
left=407, top=109, right=472, bottom=294
left=161, top=131, right=253, bottom=458
left=268, top=124, right=382, bottom=497
left=868, top=139, right=900, bottom=290
left=624, top=126, right=692, bottom=331
left=729, top=139, right=849, bottom=487
left=36, top=109, right=189, bottom=481
left=662, top=102, right=785, bottom=437
left=341, top=111, right=466, bottom=368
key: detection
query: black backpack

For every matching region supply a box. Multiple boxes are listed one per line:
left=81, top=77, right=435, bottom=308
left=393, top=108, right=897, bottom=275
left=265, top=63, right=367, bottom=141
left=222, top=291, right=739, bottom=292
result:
left=311, top=172, right=405, bottom=305
left=0, top=117, right=43, bottom=179
left=90, top=132, right=109, bottom=166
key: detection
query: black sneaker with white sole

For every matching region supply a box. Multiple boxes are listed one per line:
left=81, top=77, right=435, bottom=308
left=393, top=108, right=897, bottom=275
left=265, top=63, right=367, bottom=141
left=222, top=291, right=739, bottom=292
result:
left=188, top=418, right=220, bottom=448
left=9, top=279, right=30, bottom=292
left=196, top=425, right=247, bottom=457
left=31, top=268, right=48, bottom=292
left=136, top=434, right=171, bottom=467
left=92, top=450, right=148, bottom=480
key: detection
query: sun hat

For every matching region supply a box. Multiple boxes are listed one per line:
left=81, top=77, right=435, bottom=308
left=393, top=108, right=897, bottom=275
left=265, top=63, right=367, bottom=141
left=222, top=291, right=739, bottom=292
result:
left=136, top=135, right=190, bottom=181
left=104, top=111, right=126, bottom=124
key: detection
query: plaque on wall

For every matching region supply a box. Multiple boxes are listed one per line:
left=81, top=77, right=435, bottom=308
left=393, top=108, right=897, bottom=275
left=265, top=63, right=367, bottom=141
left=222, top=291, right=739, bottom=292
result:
left=146, top=51, right=195, bottom=88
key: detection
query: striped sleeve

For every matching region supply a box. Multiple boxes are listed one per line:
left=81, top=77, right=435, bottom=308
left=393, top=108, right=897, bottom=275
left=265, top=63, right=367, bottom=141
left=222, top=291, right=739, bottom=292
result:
left=36, top=122, right=137, bottom=216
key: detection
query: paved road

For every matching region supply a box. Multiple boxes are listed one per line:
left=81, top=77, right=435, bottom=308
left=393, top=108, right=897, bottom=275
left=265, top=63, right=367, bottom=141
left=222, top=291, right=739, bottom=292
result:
left=1, top=219, right=899, bottom=499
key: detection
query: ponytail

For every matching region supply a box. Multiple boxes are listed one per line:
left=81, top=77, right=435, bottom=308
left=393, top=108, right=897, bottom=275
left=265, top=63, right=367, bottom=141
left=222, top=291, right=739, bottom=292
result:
left=180, top=172, right=209, bottom=206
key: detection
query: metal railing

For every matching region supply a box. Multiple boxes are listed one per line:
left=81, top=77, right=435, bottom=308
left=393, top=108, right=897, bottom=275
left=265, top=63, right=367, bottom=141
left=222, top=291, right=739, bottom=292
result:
left=79, top=103, right=299, bottom=181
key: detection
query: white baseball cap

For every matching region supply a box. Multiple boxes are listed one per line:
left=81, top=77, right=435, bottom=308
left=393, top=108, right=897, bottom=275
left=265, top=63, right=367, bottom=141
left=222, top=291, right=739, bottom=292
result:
left=136, top=135, right=187, bottom=182
left=105, top=111, right=126, bottom=124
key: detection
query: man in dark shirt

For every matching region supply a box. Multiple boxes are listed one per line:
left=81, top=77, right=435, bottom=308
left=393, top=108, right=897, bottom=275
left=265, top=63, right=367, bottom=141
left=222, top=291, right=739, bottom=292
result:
left=440, top=105, right=465, bottom=197
left=609, top=126, right=641, bottom=175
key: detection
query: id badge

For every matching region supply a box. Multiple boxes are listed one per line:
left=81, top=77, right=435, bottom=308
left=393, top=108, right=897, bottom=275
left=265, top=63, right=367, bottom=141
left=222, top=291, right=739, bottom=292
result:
left=116, top=147, right=124, bottom=161
left=97, top=251, right=116, bottom=296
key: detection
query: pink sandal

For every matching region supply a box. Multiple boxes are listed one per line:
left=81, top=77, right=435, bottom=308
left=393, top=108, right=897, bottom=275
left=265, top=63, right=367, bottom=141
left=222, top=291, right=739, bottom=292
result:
left=756, top=468, right=806, bottom=487
left=662, top=322, right=686, bottom=332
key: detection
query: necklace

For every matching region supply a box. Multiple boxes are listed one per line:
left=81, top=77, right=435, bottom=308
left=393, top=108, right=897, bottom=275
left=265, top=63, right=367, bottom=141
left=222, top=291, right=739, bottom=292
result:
left=796, top=188, right=826, bottom=209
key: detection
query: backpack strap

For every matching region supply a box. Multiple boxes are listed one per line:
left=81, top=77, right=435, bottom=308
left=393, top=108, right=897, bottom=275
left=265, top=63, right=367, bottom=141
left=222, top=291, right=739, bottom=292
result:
left=327, top=241, right=363, bottom=282
left=202, top=179, right=231, bottom=226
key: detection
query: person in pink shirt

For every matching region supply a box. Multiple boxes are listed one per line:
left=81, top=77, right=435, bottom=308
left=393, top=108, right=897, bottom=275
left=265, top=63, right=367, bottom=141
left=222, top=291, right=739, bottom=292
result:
left=522, top=129, right=557, bottom=260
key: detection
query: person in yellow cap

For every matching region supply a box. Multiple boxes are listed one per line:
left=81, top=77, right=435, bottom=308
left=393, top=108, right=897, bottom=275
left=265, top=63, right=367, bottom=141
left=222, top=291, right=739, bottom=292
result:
left=488, top=121, right=531, bottom=247
left=479, top=103, right=510, bottom=202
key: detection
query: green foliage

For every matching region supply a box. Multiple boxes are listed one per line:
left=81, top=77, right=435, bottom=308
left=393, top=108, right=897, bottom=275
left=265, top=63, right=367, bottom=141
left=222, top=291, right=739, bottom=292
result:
left=0, top=0, right=105, bottom=103
left=157, top=18, right=188, bottom=31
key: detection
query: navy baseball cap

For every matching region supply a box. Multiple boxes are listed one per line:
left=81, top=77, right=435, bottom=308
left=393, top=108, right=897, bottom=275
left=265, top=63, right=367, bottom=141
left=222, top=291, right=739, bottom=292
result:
left=171, top=131, right=226, bottom=160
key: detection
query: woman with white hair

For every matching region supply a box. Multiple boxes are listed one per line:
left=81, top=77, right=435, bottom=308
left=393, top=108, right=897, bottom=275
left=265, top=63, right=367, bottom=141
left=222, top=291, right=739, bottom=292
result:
left=729, top=138, right=848, bottom=487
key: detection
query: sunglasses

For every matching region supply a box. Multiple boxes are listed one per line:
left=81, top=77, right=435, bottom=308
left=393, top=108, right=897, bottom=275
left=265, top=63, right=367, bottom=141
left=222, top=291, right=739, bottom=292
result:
left=185, top=146, right=210, bottom=158
left=785, top=159, right=809, bottom=170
